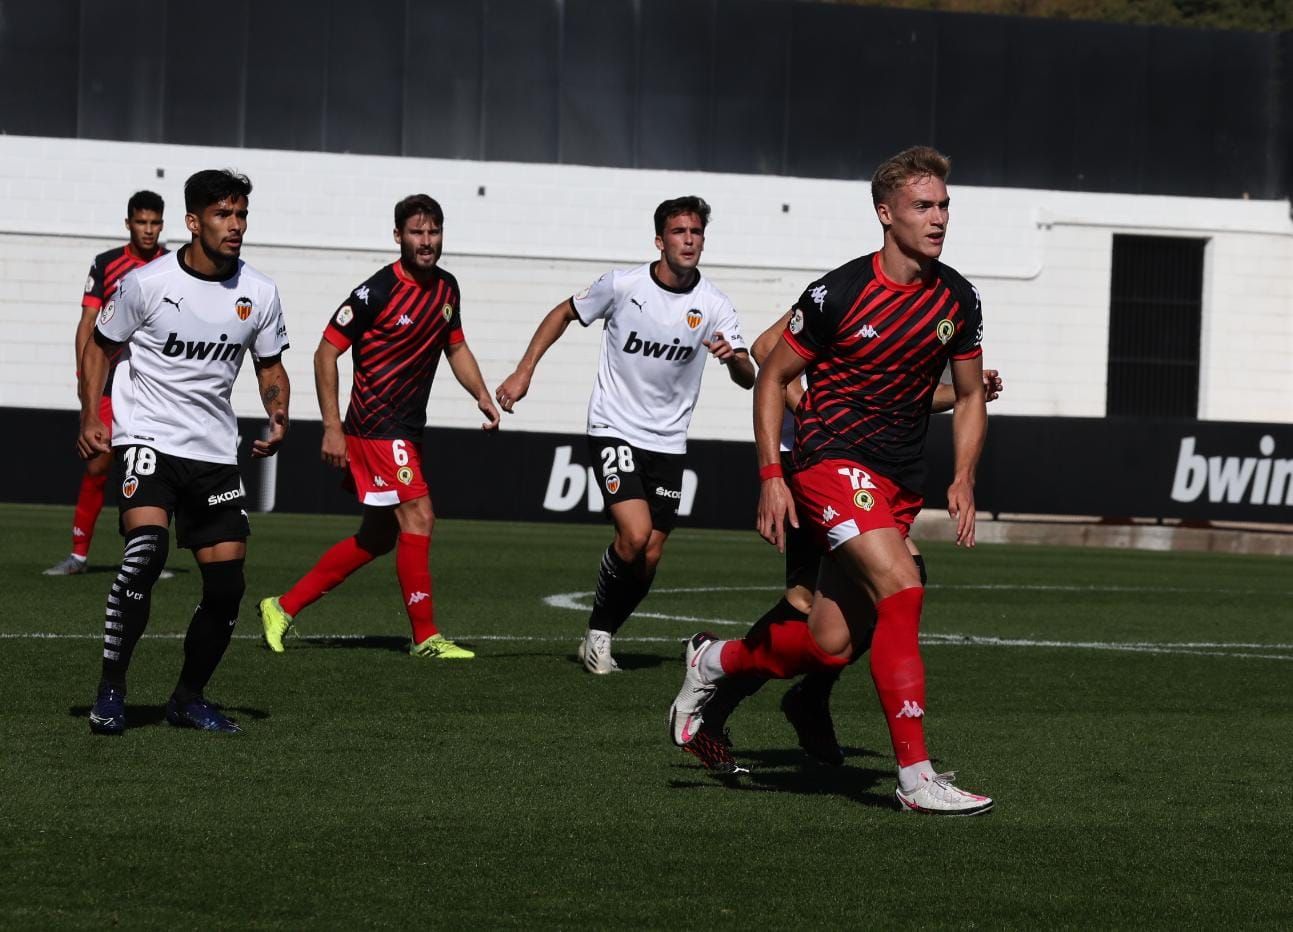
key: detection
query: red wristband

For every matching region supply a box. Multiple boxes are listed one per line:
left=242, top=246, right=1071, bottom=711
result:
left=758, top=463, right=784, bottom=481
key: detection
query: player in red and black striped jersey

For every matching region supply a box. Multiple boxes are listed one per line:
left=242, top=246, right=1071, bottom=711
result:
left=670, top=146, right=995, bottom=815
left=45, top=191, right=167, bottom=576
left=258, top=194, right=499, bottom=661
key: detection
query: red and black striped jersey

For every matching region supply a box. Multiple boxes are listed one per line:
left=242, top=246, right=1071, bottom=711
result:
left=82, top=243, right=167, bottom=310
left=785, top=252, right=983, bottom=493
left=323, top=261, right=465, bottom=441
left=82, top=243, right=167, bottom=393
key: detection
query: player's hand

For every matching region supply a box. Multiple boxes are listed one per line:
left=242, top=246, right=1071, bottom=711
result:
left=495, top=369, right=531, bottom=413
left=478, top=393, right=501, bottom=431
left=703, top=331, right=735, bottom=363
left=76, top=414, right=111, bottom=460
left=320, top=423, right=348, bottom=468
left=252, top=410, right=289, bottom=458
left=983, top=369, right=1003, bottom=403
left=756, top=476, right=799, bottom=553
left=946, top=477, right=977, bottom=547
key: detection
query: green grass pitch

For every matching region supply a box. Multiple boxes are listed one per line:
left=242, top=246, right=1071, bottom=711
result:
left=2, top=502, right=1291, bottom=929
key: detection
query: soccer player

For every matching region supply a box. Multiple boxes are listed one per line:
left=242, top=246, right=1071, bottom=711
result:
left=685, top=311, right=1003, bottom=775
left=669, top=146, right=995, bottom=814
left=495, top=196, right=755, bottom=673
left=257, top=195, right=497, bottom=660
left=46, top=191, right=168, bottom=576
left=80, top=169, right=290, bottom=735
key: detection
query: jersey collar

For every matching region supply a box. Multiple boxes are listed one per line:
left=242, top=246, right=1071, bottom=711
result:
left=177, top=245, right=239, bottom=282
left=649, top=261, right=701, bottom=295
left=871, top=251, right=936, bottom=294
left=392, top=259, right=441, bottom=289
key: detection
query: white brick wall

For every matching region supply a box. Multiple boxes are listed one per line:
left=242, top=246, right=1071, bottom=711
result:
left=3, top=135, right=1290, bottom=434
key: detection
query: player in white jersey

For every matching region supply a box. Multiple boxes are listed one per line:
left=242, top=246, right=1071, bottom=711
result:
left=77, top=169, right=291, bottom=736
left=496, top=196, right=755, bottom=672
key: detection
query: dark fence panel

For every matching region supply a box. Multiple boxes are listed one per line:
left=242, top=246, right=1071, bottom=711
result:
left=2, top=1, right=1290, bottom=199
left=9, top=410, right=1292, bottom=528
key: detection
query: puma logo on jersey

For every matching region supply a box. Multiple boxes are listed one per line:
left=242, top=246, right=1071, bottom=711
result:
left=162, top=296, right=184, bottom=312
left=397, top=315, right=414, bottom=326
left=853, top=324, right=879, bottom=339
left=162, top=332, right=243, bottom=362
left=622, top=330, right=694, bottom=362
left=630, top=297, right=645, bottom=310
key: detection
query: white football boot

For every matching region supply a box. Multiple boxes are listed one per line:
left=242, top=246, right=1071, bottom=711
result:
left=577, top=628, right=621, bottom=674
left=895, top=771, right=994, bottom=816
left=668, top=632, right=719, bottom=746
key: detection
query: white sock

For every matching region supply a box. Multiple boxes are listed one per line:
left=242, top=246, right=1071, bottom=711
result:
left=70, top=553, right=87, bottom=563
left=898, top=759, right=935, bottom=793
left=698, top=639, right=726, bottom=682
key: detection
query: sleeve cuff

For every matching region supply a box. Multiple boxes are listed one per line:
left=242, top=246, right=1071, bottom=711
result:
left=82, top=296, right=103, bottom=310
left=783, top=330, right=816, bottom=360
left=448, top=329, right=465, bottom=345
left=951, top=347, right=984, bottom=361
left=323, top=325, right=352, bottom=352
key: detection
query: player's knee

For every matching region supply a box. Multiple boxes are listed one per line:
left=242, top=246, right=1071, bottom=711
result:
left=613, top=528, right=651, bottom=563
left=198, top=559, right=245, bottom=618
left=120, top=525, right=170, bottom=589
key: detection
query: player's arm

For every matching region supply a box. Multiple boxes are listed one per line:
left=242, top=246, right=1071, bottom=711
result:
left=752, top=311, right=804, bottom=412
left=932, top=368, right=1002, bottom=413
left=446, top=340, right=501, bottom=431
left=754, top=338, right=809, bottom=552
left=251, top=354, right=290, bottom=458
left=947, top=354, right=988, bottom=547
left=313, top=337, right=349, bottom=467
left=76, top=330, right=119, bottom=459
left=703, top=331, right=755, bottom=389
left=495, top=299, right=579, bottom=413
left=74, top=304, right=99, bottom=375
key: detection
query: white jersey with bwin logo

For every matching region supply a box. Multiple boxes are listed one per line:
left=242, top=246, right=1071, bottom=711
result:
left=572, top=262, right=745, bottom=454
left=95, top=249, right=289, bottom=465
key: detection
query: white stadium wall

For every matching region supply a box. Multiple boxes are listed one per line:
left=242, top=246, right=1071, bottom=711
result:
left=0, top=134, right=1290, bottom=438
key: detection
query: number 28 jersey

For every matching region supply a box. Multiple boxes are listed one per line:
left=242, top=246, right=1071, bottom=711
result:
left=573, top=262, right=746, bottom=455
left=96, top=248, right=290, bottom=465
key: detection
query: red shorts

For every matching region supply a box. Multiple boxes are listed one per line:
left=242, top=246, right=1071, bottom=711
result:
left=343, top=436, right=428, bottom=506
left=99, top=395, right=113, bottom=440
left=789, top=458, right=923, bottom=551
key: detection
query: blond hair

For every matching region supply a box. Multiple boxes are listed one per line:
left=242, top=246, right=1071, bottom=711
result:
left=871, top=146, right=951, bottom=205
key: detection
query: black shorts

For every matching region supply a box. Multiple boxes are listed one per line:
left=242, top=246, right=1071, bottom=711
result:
left=783, top=454, right=821, bottom=590
left=114, top=444, right=251, bottom=550
left=588, top=436, right=685, bottom=533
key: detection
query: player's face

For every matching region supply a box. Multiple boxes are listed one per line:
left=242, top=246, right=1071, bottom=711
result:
left=396, top=213, right=443, bottom=273
left=187, top=196, right=248, bottom=261
left=126, top=209, right=163, bottom=255
left=655, top=212, right=705, bottom=276
left=876, top=175, right=950, bottom=260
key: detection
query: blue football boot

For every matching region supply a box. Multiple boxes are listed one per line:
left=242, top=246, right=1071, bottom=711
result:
left=89, top=683, right=126, bottom=736
left=165, top=695, right=243, bottom=734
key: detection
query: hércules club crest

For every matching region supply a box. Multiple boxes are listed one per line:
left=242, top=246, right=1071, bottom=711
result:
left=234, top=296, right=254, bottom=321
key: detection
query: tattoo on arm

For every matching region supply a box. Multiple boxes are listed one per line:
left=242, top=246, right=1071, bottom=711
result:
left=263, top=383, right=281, bottom=405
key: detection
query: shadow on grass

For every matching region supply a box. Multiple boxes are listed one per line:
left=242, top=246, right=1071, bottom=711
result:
left=568, top=651, right=667, bottom=672
left=666, top=750, right=894, bottom=809
left=43, top=565, right=194, bottom=577
left=68, top=703, right=271, bottom=727
left=296, top=635, right=409, bottom=653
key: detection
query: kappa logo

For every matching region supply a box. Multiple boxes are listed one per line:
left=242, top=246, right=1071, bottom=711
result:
left=441, top=303, right=453, bottom=322
left=397, top=315, right=414, bottom=327
left=407, top=591, right=429, bottom=606
left=372, top=476, right=389, bottom=488
left=936, top=318, right=956, bottom=344
left=336, top=305, right=354, bottom=327
left=355, top=286, right=371, bottom=304
left=397, top=466, right=414, bottom=485
left=121, top=476, right=138, bottom=499
left=895, top=700, right=925, bottom=719
left=853, top=324, right=879, bottom=339
left=822, top=504, right=839, bottom=523
left=686, top=308, right=703, bottom=330
left=73, top=527, right=86, bottom=538
left=605, top=474, right=621, bottom=495
left=809, top=285, right=828, bottom=308
left=234, top=296, right=253, bottom=321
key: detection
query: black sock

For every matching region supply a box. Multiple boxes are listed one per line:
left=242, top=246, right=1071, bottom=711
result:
left=796, top=665, right=843, bottom=704
left=588, top=546, right=652, bottom=636
left=175, top=559, right=244, bottom=700
left=100, top=525, right=169, bottom=689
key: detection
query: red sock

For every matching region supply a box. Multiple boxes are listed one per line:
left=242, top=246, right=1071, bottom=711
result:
left=719, top=616, right=847, bottom=679
left=869, top=587, right=929, bottom=767
left=280, top=536, right=376, bottom=617
left=71, top=473, right=108, bottom=558
left=396, top=532, right=437, bottom=642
